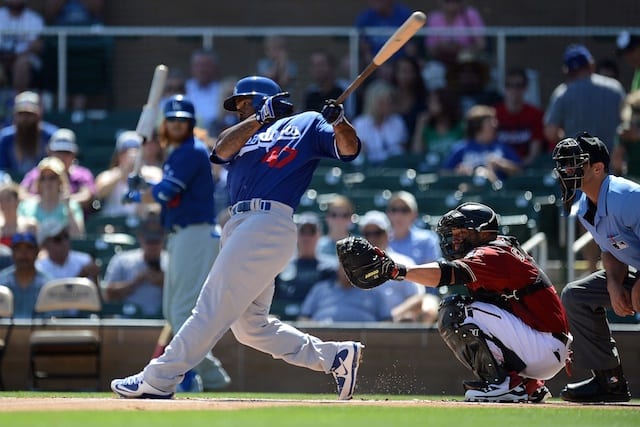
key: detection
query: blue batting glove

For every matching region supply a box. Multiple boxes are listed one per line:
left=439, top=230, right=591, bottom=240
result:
left=127, top=173, right=148, bottom=191
left=122, top=190, right=141, bottom=204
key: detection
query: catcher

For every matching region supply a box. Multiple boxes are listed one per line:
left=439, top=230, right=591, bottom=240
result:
left=337, top=202, right=571, bottom=403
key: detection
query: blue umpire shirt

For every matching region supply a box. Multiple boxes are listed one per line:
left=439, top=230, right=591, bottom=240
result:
left=577, top=175, right=640, bottom=270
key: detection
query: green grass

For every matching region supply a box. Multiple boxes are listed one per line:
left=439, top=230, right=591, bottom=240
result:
left=0, top=393, right=638, bottom=427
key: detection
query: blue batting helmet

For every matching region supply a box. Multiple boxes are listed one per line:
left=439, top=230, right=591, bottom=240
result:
left=223, top=76, right=282, bottom=111
left=164, top=95, right=195, bottom=122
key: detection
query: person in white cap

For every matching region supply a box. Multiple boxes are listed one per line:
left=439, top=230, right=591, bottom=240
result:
left=95, top=130, right=162, bottom=218
left=20, top=128, right=96, bottom=213
left=0, top=91, right=57, bottom=177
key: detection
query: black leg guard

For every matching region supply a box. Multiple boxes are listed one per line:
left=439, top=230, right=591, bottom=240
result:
left=437, top=297, right=507, bottom=385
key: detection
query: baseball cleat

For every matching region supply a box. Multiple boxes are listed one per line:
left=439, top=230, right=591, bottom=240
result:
left=331, top=342, right=363, bottom=400
left=464, top=377, right=528, bottom=403
left=524, top=379, right=552, bottom=403
left=111, top=372, right=174, bottom=399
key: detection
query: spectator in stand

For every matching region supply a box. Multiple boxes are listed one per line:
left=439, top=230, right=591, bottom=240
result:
left=0, top=91, right=57, bottom=179
left=411, top=87, right=464, bottom=170
left=256, top=35, right=298, bottom=90
left=36, top=218, right=100, bottom=284
left=0, top=231, right=49, bottom=318
left=18, top=156, right=85, bottom=237
left=209, top=76, right=240, bottom=137
left=352, top=80, right=408, bottom=164
left=424, top=0, right=486, bottom=68
left=43, top=0, right=106, bottom=111
left=102, top=213, right=166, bottom=318
left=0, top=180, right=36, bottom=246
left=442, top=105, right=522, bottom=185
left=185, top=49, right=221, bottom=134
left=595, top=59, right=621, bottom=82
left=272, top=212, right=337, bottom=321
left=616, top=31, right=640, bottom=92
left=160, top=68, right=187, bottom=112
left=358, top=209, right=425, bottom=313
left=392, top=56, right=428, bottom=139
left=618, top=90, right=640, bottom=178
left=0, top=0, right=44, bottom=93
left=495, top=68, right=545, bottom=167
left=386, top=191, right=441, bottom=266
left=303, top=50, right=346, bottom=113
left=447, top=51, right=502, bottom=116
left=354, top=0, right=413, bottom=66
left=300, top=265, right=392, bottom=323
left=94, top=130, right=162, bottom=218
left=544, top=44, right=625, bottom=154
left=316, top=194, right=355, bottom=260
left=20, top=128, right=96, bottom=213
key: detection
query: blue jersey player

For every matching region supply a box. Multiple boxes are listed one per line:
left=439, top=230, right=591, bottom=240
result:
left=112, top=76, right=364, bottom=400
left=122, top=95, right=230, bottom=391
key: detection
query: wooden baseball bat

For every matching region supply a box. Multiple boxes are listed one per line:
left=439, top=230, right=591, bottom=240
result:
left=132, top=64, right=169, bottom=176
left=335, top=11, right=426, bottom=105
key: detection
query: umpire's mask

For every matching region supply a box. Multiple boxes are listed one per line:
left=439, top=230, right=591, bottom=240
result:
left=552, top=137, right=589, bottom=208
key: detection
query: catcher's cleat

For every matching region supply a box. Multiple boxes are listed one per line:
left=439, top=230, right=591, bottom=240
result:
left=464, top=376, right=528, bottom=403
left=111, top=372, right=174, bottom=399
left=524, top=379, right=552, bottom=403
left=331, top=342, right=363, bottom=400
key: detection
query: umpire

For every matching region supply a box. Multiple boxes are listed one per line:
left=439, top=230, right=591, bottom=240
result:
left=553, top=133, right=636, bottom=403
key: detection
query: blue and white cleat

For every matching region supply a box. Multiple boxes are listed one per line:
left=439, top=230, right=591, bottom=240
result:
left=111, top=372, right=174, bottom=399
left=331, top=342, right=363, bottom=400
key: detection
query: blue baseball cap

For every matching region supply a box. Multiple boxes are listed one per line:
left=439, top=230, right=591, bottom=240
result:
left=11, top=232, right=38, bottom=248
left=563, top=44, right=594, bottom=73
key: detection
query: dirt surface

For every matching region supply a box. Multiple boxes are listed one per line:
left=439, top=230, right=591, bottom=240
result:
left=0, top=397, right=637, bottom=411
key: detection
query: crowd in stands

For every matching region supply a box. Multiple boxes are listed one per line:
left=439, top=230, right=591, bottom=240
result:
left=0, top=0, right=638, bottom=326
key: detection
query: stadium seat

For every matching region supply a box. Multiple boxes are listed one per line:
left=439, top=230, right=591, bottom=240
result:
left=28, top=278, right=103, bottom=391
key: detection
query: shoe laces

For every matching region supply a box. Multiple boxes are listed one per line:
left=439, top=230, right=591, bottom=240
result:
left=120, top=373, right=144, bottom=386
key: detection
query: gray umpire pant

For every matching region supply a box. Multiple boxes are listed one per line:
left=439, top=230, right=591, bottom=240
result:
left=561, top=269, right=638, bottom=370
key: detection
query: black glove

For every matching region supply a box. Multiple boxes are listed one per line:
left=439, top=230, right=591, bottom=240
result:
left=336, top=236, right=406, bottom=290
left=321, top=99, right=345, bottom=126
left=255, top=92, right=293, bottom=125
left=127, top=173, right=148, bottom=192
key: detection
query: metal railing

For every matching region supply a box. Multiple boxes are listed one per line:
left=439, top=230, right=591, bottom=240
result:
left=1, top=25, right=637, bottom=111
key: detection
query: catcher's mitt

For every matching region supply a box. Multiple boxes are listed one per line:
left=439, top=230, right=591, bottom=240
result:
left=336, top=236, right=407, bottom=290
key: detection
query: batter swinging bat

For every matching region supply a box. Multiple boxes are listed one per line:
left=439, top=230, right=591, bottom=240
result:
left=335, top=11, right=426, bottom=104
left=132, top=64, right=169, bottom=176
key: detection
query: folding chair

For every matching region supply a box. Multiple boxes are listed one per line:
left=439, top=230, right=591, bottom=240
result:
left=29, top=277, right=103, bottom=391
left=0, top=285, right=13, bottom=390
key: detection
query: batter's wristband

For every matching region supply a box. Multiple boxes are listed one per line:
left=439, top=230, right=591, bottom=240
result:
left=394, top=264, right=407, bottom=281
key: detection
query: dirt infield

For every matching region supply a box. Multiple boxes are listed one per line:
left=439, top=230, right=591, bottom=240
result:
left=0, top=397, right=637, bottom=411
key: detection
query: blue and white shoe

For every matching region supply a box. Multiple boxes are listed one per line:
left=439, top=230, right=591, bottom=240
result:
left=464, top=376, right=528, bottom=403
left=176, top=370, right=204, bottom=393
left=331, top=342, right=363, bottom=400
left=111, top=372, right=174, bottom=399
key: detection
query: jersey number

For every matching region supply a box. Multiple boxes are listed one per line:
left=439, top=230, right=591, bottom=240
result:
left=262, top=146, right=298, bottom=168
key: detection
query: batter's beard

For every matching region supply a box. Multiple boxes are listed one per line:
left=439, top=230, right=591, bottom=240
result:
left=14, top=122, right=39, bottom=161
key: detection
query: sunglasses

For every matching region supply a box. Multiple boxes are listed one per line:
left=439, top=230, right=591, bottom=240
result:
left=39, top=174, right=59, bottom=182
left=50, top=232, right=70, bottom=243
left=166, top=117, right=190, bottom=123
left=505, top=82, right=525, bottom=89
left=298, top=227, right=318, bottom=236
left=327, top=211, right=351, bottom=219
left=388, top=206, right=411, bottom=214
left=362, top=229, right=386, bottom=238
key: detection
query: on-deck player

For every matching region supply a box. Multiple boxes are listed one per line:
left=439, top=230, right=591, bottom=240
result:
left=397, top=202, right=571, bottom=403
left=111, top=75, right=364, bottom=400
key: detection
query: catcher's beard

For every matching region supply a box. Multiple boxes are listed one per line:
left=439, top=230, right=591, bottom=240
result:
left=14, top=121, right=39, bottom=162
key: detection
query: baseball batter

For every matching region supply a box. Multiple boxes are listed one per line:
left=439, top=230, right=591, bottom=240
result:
left=123, top=95, right=230, bottom=391
left=337, top=202, right=571, bottom=403
left=112, top=76, right=364, bottom=400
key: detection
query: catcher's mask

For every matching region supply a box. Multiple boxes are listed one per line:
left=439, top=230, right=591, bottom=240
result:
left=552, top=137, right=589, bottom=206
left=437, top=202, right=499, bottom=260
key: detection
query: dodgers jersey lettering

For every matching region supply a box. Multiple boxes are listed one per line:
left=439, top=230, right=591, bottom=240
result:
left=221, top=111, right=360, bottom=208
left=152, top=137, right=215, bottom=229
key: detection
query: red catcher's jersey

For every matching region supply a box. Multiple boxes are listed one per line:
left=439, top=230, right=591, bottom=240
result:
left=455, top=237, right=569, bottom=334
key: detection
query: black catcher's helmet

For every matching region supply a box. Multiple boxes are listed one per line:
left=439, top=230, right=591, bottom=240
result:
left=436, top=202, right=499, bottom=260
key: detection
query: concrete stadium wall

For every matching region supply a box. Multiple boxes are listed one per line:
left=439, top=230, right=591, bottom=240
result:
left=1, top=321, right=639, bottom=397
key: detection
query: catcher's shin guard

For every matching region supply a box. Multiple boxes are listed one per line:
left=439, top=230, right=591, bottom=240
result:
left=437, top=298, right=507, bottom=384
